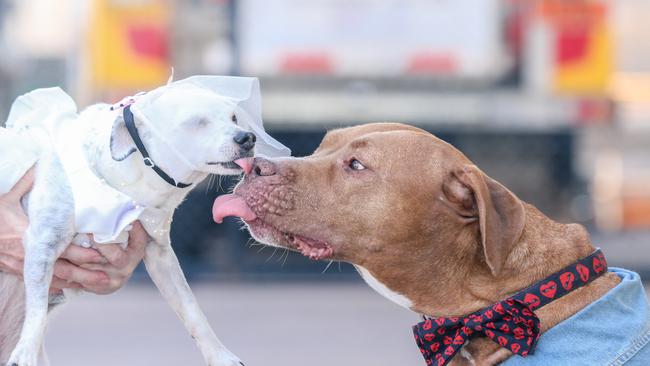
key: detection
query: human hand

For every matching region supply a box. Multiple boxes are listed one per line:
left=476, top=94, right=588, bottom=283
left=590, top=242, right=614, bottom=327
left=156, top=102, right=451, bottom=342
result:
left=0, top=169, right=33, bottom=258
left=79, top=221, right=149, bottom=294
left=0, top=169, right=149, bottom=294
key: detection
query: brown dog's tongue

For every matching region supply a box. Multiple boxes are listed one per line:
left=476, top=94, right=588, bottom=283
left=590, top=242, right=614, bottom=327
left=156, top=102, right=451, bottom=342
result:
left=212, top=194, right=257, bottom=223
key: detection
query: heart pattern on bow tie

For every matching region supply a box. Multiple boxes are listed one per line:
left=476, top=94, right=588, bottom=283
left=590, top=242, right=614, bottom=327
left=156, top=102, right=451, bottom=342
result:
left=413, top=249, right=608, bottom=366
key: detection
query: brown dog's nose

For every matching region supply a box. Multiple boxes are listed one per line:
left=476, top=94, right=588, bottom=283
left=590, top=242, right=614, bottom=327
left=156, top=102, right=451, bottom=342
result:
left=252, top=158, right=277, bottom=176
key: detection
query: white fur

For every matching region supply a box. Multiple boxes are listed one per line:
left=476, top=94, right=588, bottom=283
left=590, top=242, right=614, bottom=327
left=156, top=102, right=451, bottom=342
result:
left=4, top=84, right=251, bottom=366
left=355, top=265, right=413, bottom=310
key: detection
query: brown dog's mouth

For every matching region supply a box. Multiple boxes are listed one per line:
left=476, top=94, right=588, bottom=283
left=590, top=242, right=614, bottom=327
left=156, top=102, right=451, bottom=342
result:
left=283, top=231, right=334, bottom=260
left=212, top=193, right=334, bottom=260
left=247, top=219, right=335, bottom=261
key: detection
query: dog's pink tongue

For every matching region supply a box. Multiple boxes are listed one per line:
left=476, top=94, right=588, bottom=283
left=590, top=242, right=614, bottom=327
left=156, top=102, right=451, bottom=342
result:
left=235, top=158, right=254, bottom=175
left=212, top=194, right=257, bottom=223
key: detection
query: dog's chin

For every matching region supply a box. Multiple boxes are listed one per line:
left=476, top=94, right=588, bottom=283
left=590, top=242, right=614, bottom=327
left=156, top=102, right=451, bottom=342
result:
left=245, top=219, right=335, bottom=261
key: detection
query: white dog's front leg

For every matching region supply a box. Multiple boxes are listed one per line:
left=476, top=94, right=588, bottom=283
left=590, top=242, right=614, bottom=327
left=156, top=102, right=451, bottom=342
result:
left=8, top=158, right=74, bottom=366
left=143, top=241, right=243, bottom=366
left=7, top=231, right=70, bottom=366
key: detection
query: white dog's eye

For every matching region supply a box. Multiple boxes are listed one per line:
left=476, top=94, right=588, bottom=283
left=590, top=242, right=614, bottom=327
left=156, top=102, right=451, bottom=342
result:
left=349, top=158, right=366, bottom=171
left=231, top=114, right=238, bottom=123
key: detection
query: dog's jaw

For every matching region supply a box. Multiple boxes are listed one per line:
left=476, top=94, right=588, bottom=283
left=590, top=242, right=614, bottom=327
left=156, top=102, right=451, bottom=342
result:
left=244, top=218, right=336, bottom=260
left=203, top=154, right=253, bottom=176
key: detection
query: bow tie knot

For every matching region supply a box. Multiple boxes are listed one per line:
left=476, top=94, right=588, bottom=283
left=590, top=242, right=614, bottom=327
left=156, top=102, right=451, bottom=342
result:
left=413, top=299, right=541, bottom=366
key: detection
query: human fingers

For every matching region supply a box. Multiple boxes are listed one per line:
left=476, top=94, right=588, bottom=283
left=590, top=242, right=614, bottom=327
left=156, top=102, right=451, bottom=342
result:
left=94, top=244, right=129, bottom=268
left=0, top=252, right=23, bottom=276
left=53, top=259, right=109, bottom=287
left=5, top=167, right=35, bottom=201
left=50, top=277, right=83, bottom=292
left=60, top=245, right=107, bottom=266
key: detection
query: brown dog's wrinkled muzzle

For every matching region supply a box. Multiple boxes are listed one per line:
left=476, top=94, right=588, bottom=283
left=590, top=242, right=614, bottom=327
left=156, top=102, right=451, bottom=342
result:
left=213, top=157, right=335, bottom=260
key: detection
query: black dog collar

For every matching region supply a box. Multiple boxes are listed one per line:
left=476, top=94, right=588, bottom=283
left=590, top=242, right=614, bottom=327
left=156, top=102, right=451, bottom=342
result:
left=123, top=105, right=192, bottom=189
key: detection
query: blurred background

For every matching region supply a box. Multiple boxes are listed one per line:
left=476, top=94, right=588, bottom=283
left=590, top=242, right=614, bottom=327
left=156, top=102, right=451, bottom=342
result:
left=1, top=0, right=649, bottom=365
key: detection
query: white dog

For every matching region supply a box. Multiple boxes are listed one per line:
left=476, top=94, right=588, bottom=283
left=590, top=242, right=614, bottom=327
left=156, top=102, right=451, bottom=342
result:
left=2, top=76, right=288, bottom=366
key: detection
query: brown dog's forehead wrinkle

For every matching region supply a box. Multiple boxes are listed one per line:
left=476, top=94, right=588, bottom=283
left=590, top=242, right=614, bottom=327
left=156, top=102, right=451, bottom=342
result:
left=318, top=127, right=447, bottom=166
left=316, top=122, right=429, bottom=153
left=349, top=139, right=369, bottom=150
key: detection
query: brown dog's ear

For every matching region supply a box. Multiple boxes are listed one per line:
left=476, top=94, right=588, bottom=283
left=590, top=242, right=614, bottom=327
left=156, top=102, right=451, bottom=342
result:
left=443, top=165, right=526, bottom=275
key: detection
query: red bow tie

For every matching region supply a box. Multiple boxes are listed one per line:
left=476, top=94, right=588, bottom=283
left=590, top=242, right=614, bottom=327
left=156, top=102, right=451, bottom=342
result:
left=413, top=249, right=608, bottom=366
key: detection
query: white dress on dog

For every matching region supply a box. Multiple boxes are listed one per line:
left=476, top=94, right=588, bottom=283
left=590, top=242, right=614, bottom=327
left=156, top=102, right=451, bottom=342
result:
left=0, top=128, right=39, bottom=194
left=1, top=76, right=290, bottom=244
left=2, top=88, right=145, bottom=244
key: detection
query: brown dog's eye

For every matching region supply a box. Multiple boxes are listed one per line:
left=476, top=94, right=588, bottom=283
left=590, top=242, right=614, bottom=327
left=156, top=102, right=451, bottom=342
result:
left=349, top=158, right=366, bottom=171
left=231, top=114, right=238, bottom=123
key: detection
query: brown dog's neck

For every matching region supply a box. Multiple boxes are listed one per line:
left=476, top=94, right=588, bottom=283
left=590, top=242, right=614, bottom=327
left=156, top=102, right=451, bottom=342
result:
left=377, top=204, right=620, bottom=366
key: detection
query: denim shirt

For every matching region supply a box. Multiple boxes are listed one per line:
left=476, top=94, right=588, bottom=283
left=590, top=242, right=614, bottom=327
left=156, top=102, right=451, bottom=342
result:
left=502, top=268, right=650, bottom=366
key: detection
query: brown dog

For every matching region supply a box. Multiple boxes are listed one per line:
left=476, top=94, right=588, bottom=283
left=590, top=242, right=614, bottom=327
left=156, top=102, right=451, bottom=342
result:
left=213, top=123, right=621, bottom=365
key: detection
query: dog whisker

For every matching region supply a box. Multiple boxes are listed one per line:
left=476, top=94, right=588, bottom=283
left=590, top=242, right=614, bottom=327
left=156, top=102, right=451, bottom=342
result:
left=217, top=175, right=226, bottom=192
left=266, top=247, right=278, bottom=262
left=322, top=260, right=334, bottom=274
left=274, top=247, right=283, bottom=263
left=206, top=174, right=216, bottom=193
left=281, top=248, right=290, bottom=267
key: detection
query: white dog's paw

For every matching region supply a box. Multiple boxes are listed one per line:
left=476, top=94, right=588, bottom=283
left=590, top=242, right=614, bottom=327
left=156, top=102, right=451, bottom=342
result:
left=5, top=347, right=38, bottom=366
left=207, top=350, right=245, bottom=366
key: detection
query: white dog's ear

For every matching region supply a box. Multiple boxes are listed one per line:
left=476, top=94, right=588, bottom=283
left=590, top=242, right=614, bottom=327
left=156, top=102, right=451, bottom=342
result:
left=110, top=114, right=137, bottom=161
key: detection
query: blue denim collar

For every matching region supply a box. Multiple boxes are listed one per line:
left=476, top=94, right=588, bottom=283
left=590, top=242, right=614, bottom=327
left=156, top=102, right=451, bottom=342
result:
left=502, top=268, right=650, bottom=365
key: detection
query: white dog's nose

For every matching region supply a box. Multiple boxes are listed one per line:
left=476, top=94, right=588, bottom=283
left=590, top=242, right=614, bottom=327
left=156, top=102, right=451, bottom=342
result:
left=234, top=131, right=256, bottom=151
